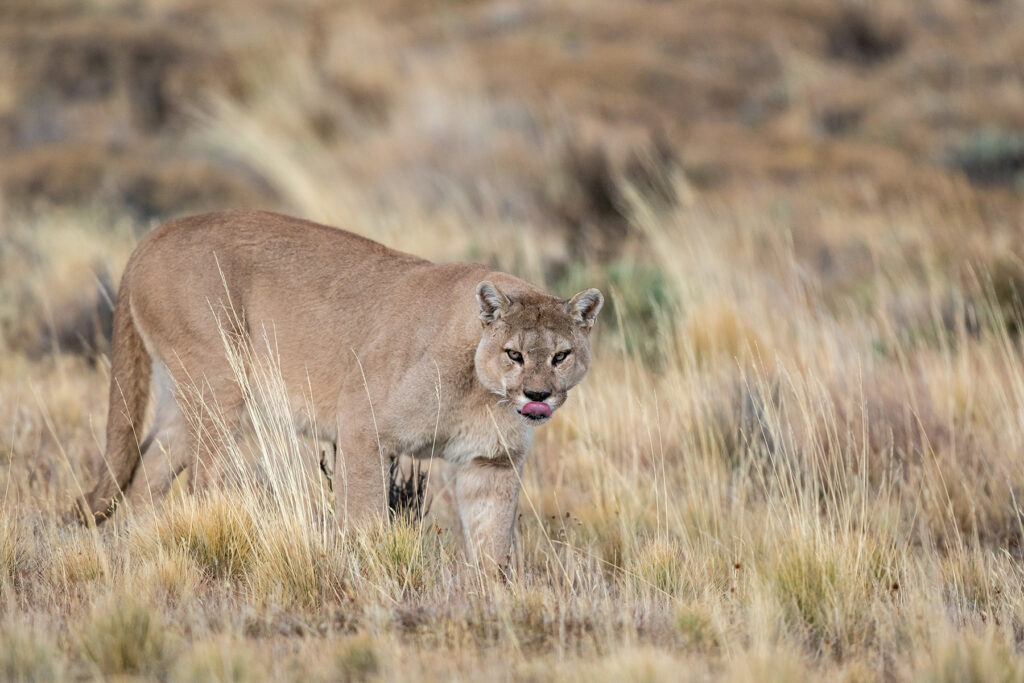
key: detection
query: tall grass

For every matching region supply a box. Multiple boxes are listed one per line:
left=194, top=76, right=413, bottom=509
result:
left=2, top=0, right=1024, bottom=677
left=4, top=180, right=1024, bottom=680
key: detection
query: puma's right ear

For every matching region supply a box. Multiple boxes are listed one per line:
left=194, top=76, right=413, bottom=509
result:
left=477, top=281, right=510, bottom=324
left=568, top=288, right=604, bottom=330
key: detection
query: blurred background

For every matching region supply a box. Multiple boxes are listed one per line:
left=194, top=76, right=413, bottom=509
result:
left=1, top=0, right=1022, bottom=358
left=6, top=5, right=1024, bottom=677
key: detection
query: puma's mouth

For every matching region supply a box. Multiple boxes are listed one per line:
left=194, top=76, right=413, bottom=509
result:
left=518, top=401, right=552, bottom=421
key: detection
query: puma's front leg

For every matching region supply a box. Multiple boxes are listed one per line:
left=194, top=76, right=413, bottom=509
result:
left=334, top=421, right=389, bottom=534
left=455, top=458, right=521, bottom=570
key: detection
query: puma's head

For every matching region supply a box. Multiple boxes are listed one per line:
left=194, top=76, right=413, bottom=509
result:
left=474, top=280, right=603, bottom=424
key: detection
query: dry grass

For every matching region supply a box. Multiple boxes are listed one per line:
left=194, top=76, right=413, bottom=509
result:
left=5, top=185, right=1024, bottom=679
left=3, top=0, right=1024, bottom=680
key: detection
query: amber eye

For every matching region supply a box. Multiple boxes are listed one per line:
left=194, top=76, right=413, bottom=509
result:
left=506, top=349, right=523, bottom=364
left=552, top=350, right=570, bottom=366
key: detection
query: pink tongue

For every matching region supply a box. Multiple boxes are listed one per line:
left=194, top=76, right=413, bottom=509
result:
left=522, top=401, right=552, bottom=418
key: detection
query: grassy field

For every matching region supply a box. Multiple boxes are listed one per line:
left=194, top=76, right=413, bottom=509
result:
left=3, top=0, right=1024, bottom=680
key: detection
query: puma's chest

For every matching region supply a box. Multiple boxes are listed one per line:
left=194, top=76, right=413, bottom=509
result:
left=441, top=416, right=533, bottom=467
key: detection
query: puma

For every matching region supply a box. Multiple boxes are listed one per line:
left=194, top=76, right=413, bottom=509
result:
left=81, top=210, right=603, bottom=566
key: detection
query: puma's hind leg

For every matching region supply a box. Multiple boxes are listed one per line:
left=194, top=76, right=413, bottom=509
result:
left=130, top=358, right=244, bottom=505
left=123, top=363, right=190, bottom=511
left=123, top=409, right=189, bottom=512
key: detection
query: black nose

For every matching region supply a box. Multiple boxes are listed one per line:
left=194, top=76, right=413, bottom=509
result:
left=524, top=390, right=551, bottom=402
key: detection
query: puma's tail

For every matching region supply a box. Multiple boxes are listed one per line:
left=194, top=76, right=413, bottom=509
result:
left=81, top=271, right=151, bottom=524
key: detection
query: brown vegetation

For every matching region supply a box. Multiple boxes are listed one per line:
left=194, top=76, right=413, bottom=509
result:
left=2, top=0, right=1024, bottom=680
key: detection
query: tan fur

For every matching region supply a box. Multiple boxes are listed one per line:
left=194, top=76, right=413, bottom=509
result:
left=80, top=210, right=603, bottom=566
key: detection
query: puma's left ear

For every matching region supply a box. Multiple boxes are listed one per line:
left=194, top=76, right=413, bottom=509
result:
left=568, top=288, right=604, bottom=330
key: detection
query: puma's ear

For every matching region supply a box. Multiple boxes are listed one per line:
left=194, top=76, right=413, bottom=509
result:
left=477, top=281, right=511, bottom=324
left=568, top=288, right=604, bottom=329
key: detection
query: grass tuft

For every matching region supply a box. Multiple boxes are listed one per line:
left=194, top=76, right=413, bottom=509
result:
left=80, top=594, right=174, bottom=678
left=627, top=538, right=690, bottom=597
left=0, top=624, right=60, bottom=681
left=332, top=634, right=381, bottom=683
left=0, top=520, right=27, bottom=595
left=356, top=514, right=443, bottom=595
left=156, top=495, right=256, bottom=580
left=175, top=637, right=253, bottom=683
